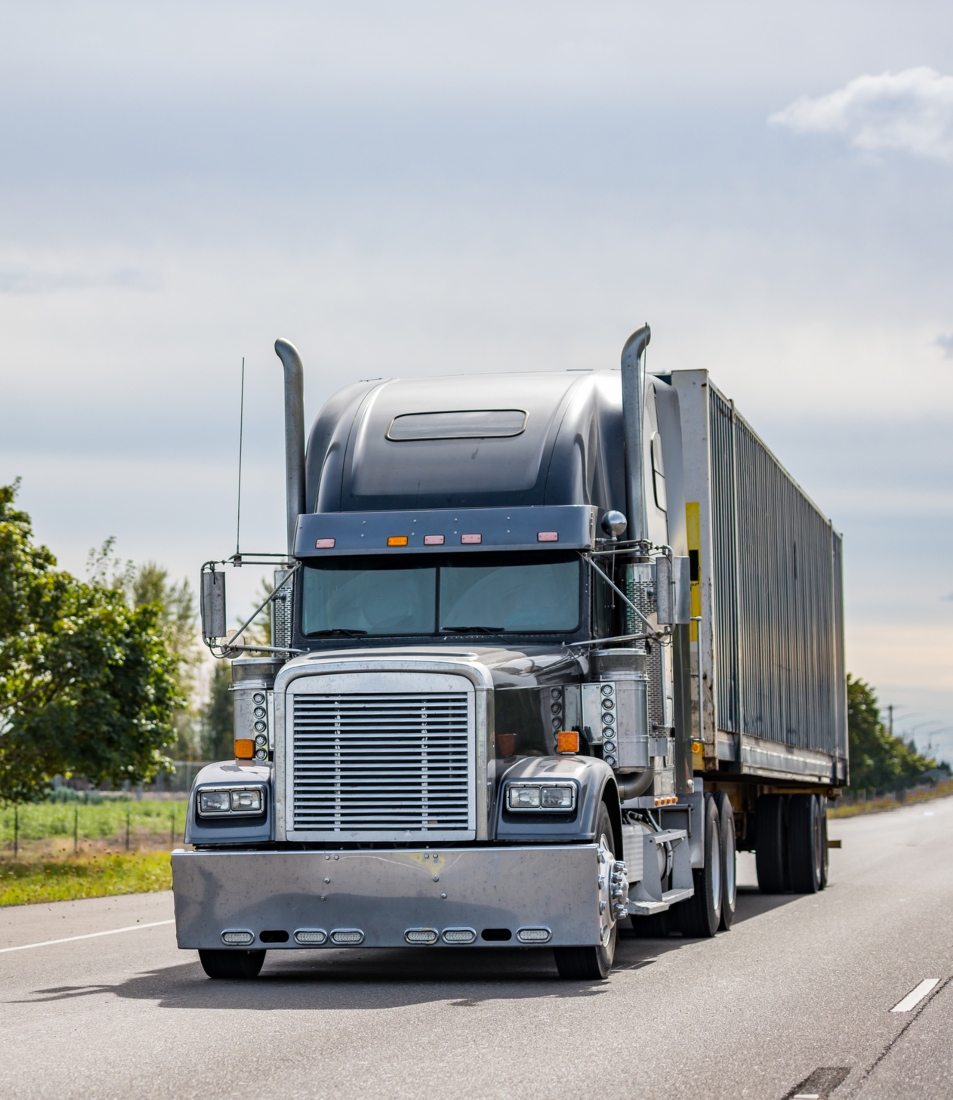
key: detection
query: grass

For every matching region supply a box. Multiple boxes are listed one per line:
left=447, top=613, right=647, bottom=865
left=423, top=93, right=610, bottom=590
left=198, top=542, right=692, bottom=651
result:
left=0, top=799, right=187, bottom=845
left=830, top=780, right=953, bottom=818
left=0, top=851, right=172, bottom=907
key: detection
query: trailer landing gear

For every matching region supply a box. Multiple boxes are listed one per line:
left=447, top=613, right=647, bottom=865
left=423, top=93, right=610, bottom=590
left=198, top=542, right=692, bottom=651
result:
left=554, top=804, right=618, bottom=980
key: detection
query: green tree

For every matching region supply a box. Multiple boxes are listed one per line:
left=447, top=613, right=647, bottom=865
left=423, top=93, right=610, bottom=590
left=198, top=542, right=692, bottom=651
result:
left=0, top=482, right=180, bottom=803
left=125, top=561, right=200, bottom=759
left=847, top=674, right=935, bottom=793
left=201, top=659, right=234, bottom=761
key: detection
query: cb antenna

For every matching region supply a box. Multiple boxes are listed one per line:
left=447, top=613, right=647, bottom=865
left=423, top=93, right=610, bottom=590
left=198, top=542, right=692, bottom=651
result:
left=235, top=356, right=245, bottom=561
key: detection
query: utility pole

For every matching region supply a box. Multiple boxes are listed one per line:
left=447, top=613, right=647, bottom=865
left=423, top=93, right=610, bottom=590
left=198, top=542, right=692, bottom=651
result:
left=888, top=704, right=893, bottom=738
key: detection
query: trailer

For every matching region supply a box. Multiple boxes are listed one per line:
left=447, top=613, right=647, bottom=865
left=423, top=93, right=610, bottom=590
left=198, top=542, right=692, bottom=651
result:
left=172, top=325, right=846, bottom=980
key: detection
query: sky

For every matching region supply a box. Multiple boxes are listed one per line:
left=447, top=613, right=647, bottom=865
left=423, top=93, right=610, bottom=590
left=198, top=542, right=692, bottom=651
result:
left=1, top=1, right=951, bottom=756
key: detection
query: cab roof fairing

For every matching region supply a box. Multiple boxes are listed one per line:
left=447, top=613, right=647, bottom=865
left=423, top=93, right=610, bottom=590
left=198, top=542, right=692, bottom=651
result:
left=304, top=371, right=635, bottom=515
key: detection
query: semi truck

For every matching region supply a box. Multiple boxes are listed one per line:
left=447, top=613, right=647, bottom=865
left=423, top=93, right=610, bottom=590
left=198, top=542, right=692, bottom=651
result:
left=172, top=324, right=847, bottom=981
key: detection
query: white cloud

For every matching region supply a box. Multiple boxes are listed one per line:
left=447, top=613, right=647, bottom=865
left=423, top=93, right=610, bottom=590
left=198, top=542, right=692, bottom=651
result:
left=770, top=67, right=953, bottom=161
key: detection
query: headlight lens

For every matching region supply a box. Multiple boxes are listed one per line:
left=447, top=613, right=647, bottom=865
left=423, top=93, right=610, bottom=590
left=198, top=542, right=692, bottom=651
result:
left=508, top=786, right=541, bottom=809
left=198, top=790, right=230, bottom=814
left=506, top=782, right=576, bottom=812
left=230, top=788, right=263, bottom=813
left=196, top=786, right=266, bottom=818
left=540, top=786, right=574, bottom=809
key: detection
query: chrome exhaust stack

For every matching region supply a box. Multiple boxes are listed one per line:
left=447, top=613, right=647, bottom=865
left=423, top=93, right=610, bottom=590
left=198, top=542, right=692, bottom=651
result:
left=620, top=324, right=651, bottom=547
left=274, top=339, right=306, bottom=556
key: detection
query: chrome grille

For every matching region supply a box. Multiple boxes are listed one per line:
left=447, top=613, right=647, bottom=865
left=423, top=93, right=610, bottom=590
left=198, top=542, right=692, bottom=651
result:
left=291, top=690, right=473, bottom=839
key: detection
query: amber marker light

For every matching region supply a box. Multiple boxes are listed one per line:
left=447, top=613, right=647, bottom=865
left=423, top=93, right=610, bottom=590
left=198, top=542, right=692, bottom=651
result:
left=387, top=536, right=409, bottom=546
left=556, top=730, right=579, bottom=754
left=234, top=738, right=255, bottom=760
left=537, top=531, right=558, bottom=542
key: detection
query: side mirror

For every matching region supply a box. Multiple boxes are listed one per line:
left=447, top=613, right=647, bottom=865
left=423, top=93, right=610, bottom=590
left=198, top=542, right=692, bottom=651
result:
left=200, top=569, right=227, bottom=640
left=656, top=555, right=691, bottom=625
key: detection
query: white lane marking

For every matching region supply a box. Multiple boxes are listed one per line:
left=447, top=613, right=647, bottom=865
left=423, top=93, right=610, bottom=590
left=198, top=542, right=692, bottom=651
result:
left=792, top=1094, right=819, bottom=1099
left=891, top=978, right=940, bottom=1013
left=0, top=919, right=175, bottom=954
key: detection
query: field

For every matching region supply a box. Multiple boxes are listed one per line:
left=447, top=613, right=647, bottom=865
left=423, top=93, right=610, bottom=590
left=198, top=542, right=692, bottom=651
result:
left=1, top=798, right=188, bottom=857
left=0, top=798, right=185, bottom=906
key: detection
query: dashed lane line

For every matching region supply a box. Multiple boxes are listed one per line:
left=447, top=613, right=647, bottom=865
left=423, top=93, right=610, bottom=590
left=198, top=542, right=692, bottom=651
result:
left=0, top=919, right=175, bottom=954
left=890, top=979, right=940, bottom=1013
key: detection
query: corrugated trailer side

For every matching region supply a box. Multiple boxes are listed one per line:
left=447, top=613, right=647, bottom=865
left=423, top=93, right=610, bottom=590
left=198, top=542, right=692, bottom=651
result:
left=668, top=370, right=848, bottom=788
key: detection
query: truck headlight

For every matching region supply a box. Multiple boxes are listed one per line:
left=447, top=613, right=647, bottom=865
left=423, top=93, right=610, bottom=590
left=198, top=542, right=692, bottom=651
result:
left=506, top=782, right=577, bottom=813
left=198, top=790, right=231, bottom=814
left=196, top=786, right=266, bottom=818
left=540, top=786, right=574, bottom=809
left=231, top=788, right=263, bottom=813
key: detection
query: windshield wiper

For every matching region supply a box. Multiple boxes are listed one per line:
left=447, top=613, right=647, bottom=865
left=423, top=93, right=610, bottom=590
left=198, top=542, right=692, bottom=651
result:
left=441, top=625, right=504, bottom=634
left=310, top=628, right=368, bottom=637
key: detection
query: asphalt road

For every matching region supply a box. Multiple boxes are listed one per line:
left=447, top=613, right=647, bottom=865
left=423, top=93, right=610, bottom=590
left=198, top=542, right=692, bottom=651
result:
left=2, top=797, right=952, bottom=1100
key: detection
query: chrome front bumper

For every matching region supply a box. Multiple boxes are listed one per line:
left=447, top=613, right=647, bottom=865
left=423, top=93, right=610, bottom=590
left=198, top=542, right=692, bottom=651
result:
left=171, top=845, right=602, bottom=949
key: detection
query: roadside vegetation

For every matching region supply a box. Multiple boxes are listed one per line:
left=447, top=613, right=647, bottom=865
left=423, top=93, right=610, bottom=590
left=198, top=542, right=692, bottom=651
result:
left=837, top=675, right=949, bottom=816
left=1, top=794, right=188, bottom=856
left=0, top=481, right=216, bottom=905
left=0, top=852, right=172, bottom=906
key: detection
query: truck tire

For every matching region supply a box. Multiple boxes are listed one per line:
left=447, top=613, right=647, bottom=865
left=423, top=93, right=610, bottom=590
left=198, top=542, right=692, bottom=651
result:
left=553, top=803, right=618, bottom=980
left=675, top=793, right=722, bottom=938
left=755, top=794, right=788, bottom=894
left=787, top=794, right=823, bottom=894
left=715, top=791, right=737, bottom=930
left=819, top=796, right=829, bottom=889
left=198, top=949, right=266, bottom=979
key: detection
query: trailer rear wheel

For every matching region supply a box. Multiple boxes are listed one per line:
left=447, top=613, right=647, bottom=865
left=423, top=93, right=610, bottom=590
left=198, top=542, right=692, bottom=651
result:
left=198, top=949, right=266, bottom=979
left=819, top=797, right=829, bottom=889
left=715, top=791, right=737, bottom=930
left=787, top=794, right=823, bottom=894
left=756, top=794, right=788, bottom=894
left=674, top=793, right=722, bottom=938
left=553, top=804, right=617, bottom=980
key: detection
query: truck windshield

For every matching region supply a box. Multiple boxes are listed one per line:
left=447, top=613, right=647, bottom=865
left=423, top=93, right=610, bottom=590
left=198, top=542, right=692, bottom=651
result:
left=300, top=553, right=581, bottom=637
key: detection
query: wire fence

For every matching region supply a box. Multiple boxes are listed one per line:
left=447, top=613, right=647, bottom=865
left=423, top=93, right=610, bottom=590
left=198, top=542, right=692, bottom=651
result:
left=1, top=798, right=188, bottom=861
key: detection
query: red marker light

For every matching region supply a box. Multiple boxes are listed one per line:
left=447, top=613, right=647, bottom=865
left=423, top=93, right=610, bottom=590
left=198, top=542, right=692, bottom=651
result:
left=537, top=532, right=558, bottom=542
left=315, top=538, right=336, bottom=549
left=424, top=535, right=445, bottom=545
left=461, top=534, right=482, bottom=544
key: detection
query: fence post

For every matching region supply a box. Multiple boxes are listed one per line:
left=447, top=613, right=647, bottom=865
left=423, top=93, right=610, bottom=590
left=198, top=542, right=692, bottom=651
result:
left=74, top=804, right=79, bottom=855
left=125, top=805, right=131, bottom=851
left=170, top=806, right=175, bottom=845
left=13, top=805, right=18, bottom=861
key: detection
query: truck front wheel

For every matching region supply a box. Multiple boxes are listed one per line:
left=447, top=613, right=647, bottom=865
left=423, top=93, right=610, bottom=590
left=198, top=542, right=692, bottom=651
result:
left=675, top=793, right=722, bottom=938
left=553, top=803, right=618, bottom=980
left=198, top=949, right=266, bottom=979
